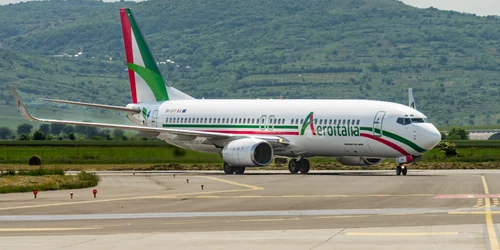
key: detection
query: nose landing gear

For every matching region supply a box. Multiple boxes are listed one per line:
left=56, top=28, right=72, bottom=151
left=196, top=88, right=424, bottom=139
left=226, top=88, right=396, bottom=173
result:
left=396, top=164, right=408, bottom=176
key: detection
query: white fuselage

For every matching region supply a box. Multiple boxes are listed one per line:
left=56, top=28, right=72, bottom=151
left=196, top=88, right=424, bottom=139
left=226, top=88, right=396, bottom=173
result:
left=128, top=99, right=441, bottom=159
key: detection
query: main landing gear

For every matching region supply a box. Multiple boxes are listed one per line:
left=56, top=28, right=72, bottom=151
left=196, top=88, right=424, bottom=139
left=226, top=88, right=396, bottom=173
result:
left=288, top=158, right=310, bottom=174
left=396, top=164, right=408, bottom=176
left=223, top=162, right=245, bottom=175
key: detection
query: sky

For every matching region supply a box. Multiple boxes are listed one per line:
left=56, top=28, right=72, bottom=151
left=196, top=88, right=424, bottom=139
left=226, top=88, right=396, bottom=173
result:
left=0, top=0, right=499, bottom=16
left=400, top=0, right=500, bottom=16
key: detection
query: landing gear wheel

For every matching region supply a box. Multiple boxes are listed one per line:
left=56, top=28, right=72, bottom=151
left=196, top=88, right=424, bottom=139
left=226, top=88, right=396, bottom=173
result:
left=401, top=166, right=407, bottom=176
left=396, top=165, right=402, bottom=176
left=299, top=159, right=310, bottom=174
left=288, top=159, right=300, bottom=174
left=234, top=167, right=246, bottom=175
left=223, top=162, right=235, bottom=174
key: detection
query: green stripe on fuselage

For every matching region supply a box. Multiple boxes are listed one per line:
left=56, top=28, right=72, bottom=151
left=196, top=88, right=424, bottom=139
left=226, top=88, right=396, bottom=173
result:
left=360, top=127, right=426, bottom=153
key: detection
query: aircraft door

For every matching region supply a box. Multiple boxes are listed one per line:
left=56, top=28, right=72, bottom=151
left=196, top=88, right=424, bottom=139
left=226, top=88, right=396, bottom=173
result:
left=259, top=115, right=267, bottom=131
left=268, top=115, right=275, bottom=131
left=148, top=110, right=159, bottom=128
left=373, top=111, right=386, bottom=137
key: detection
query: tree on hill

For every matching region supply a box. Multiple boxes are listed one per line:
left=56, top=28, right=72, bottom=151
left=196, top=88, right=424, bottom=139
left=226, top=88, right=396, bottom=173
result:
left=112, top=129, right=125, bottom=139
left=446, top=128, right=469, bottom=140
left=33, top=130, right=47, bottom=140
left=39, top=124, right=50, bottom=135
left=17, top=123, right=33, bottom=135
left=0, top=127, right=13, bottom=139
left=50, top=124, right=65, bottom=135
left=19, top=133, right=30, bottom=140
left=62, top=125, right=76, bottom=135
left=3, top=0, right=500, bottom=127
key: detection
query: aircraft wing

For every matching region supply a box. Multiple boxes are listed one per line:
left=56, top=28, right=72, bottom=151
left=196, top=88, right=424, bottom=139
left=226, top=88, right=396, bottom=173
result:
left=11, top=86, right=290, bottom=147
left=40, top=98, right=140, bottom=113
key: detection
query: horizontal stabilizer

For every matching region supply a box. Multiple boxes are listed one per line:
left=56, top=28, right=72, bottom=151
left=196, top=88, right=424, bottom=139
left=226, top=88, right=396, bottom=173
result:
left=40, top=98, right=140, bottom=113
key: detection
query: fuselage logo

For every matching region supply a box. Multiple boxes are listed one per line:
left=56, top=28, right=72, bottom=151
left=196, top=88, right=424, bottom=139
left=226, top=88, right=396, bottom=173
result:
left=300, top=112, right=360, bottom=137
left=142, top=108, right=150, bottom=120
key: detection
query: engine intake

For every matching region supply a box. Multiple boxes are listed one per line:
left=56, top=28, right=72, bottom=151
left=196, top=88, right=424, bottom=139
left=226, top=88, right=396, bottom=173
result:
left=336, top=157, right=382, bottom=166
left=222, top=138, right=274, bottom=167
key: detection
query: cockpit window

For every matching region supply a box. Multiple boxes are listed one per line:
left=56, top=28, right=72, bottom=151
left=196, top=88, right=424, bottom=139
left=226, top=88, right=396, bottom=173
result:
left=411, top=118, right=425, bottom=123
left=397, top=117, right=429, bottom=125
left=397, top=117, right=412, bottom=125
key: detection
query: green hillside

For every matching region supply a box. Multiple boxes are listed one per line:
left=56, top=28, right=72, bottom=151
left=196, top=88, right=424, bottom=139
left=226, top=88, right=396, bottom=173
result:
left=1, top=0, right=500, bottom=128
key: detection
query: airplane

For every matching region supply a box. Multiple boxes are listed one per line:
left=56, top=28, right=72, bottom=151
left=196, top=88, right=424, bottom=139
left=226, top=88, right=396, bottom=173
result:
left=10, top=8, right=441, bottom=176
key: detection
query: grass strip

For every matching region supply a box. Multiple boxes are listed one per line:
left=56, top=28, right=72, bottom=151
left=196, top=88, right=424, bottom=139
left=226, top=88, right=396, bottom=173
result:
left=0, top=171, right=99, bottom=193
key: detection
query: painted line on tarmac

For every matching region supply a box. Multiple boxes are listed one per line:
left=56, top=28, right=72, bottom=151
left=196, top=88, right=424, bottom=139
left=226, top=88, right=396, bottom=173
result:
left=0, top=208, right=452, bottom=221
left=482, top=175, right=500, bottom=250
left=0, top=227, right=100, bottom=232
left=316, top=215, right=373, bottom=219
left=197, top=176, right=264, bottom=190
left=163, top=221, right=209, bottom=225
left=240, top=218, right=300, bottom=222
left=345, top=232, right=459, bottom=236
left=186, top=194, right=435, bottom=199
left=435, top=194, right=500, bottom=199
left=0, top=189, right=249, bottom=211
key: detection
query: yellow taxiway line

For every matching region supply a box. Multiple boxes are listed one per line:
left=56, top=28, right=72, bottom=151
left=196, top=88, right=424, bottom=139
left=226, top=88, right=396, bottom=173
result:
left=481, top=175, right=500, bottom=250
left=198, top=176, right=264, bottom=190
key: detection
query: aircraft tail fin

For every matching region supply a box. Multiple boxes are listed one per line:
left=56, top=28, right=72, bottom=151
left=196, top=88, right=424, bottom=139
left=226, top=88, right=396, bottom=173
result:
left=119, top=8, right=194, bottom=103
left=409, top=88, right=417, bottom=110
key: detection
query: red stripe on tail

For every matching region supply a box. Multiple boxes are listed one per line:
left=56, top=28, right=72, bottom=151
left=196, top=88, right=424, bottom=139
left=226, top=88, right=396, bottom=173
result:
left=120, top=8, right=137, bottom=103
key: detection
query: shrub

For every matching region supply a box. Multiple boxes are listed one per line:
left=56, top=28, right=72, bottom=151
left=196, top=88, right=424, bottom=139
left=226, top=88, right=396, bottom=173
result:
left=439, top=142, right=458, bottom=157
left=28, top=155, right=42, bottom=165
left=173, top=147, right=186, bottom=157
left=19, top=133, right=30, bottom=140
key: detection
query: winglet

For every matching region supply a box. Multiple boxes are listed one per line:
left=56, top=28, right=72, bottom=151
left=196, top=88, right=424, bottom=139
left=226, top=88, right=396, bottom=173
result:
left=10, top=86, right=40, bottom=122
left=408, top=88, right=417, bottom=110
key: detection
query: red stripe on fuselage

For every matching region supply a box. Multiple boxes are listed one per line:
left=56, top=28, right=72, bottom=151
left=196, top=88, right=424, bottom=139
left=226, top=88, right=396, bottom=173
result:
left=120, top=8, right=137, bottom=103
left=360, top=133, right=410, bottom=156
left=202, top=130, right=299, bottom=135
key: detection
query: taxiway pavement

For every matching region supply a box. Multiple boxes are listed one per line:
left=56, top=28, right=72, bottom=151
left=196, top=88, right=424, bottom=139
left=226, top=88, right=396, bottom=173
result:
left=0, top=169, right=499, bottom=249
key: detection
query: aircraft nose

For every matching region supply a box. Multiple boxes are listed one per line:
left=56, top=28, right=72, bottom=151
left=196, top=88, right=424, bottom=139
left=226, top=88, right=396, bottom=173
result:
left=421, top=124, right=441, bottom=150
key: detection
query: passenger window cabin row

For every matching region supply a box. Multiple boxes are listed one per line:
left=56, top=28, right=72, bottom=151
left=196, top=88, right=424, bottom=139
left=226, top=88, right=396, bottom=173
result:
left=166, top=117, right=361, bottom=126
left=291, top=119, right=360, bottom=126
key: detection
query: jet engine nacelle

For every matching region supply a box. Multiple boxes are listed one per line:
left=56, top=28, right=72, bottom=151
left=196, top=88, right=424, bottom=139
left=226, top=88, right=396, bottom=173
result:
left=336, top=157, right=382, bottom=166
left=221, top=138, right=274, bottom=167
